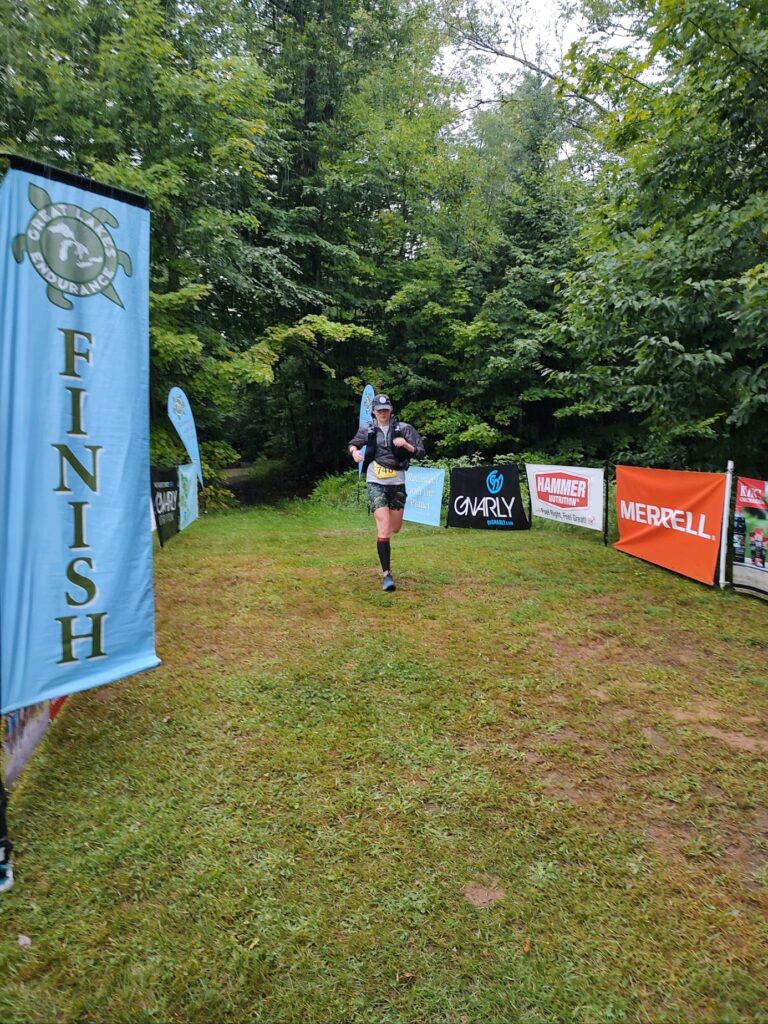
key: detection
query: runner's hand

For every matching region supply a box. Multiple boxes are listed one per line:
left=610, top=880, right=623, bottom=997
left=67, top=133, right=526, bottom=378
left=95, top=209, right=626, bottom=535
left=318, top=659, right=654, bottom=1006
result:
left=351, top=449, right=364, bottom=463
left=392, top=438, right=413, bottom=451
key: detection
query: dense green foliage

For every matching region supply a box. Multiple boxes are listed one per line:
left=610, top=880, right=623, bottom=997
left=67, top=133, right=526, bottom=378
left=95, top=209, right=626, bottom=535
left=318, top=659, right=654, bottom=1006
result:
left=557, top=0, right=768, bottom=472
left=2, top=0, right=766, bottom=477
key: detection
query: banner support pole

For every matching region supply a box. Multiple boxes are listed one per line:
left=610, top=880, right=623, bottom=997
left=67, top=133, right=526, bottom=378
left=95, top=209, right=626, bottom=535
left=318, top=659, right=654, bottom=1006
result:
left=719, top=460, right=734, bottom=589
left=603, top=461, right=610, bottom=546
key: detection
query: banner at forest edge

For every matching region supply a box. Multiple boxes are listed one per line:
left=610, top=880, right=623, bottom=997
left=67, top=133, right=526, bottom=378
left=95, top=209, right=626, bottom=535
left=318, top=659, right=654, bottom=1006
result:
left=0, top=159, right=159, bottom=714
left=525, top=463, right=605, bottom=533
left=614, top=465, right=726, bottom=585
left=357, top=384, right=374, bottom=477
left=151, top=467, right=180, bottom=546
left=732, top=476, right=768, bottom=601
left=167, top=386, right=204, bottom=487
left=447, top=466, right=530, bottom=530
left=403, top=467, right=445, bottom=527
left=178, top=463, right=199, bottom=531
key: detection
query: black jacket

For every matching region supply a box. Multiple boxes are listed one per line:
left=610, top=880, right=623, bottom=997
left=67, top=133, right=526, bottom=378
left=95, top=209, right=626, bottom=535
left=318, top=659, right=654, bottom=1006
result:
left=348, top=418, right=425, bottom=472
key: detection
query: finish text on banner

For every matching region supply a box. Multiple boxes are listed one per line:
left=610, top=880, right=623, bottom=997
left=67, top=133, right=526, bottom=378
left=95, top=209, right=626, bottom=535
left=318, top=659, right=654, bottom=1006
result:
left=0, top=164, right=159, bottom=714
left=402, top=467, right=445, bottom=527
left=526, top=463, right=605, bottom=532
left=732, top=477, right=768, bottom=601
left=447, top=467, right=530, bottom=530
left=615, top=466, right=726, bottom=585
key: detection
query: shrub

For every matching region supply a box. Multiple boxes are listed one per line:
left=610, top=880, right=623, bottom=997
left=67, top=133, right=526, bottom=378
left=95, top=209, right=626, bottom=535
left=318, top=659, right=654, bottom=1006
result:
left=309, top=471, right=367, bottom=509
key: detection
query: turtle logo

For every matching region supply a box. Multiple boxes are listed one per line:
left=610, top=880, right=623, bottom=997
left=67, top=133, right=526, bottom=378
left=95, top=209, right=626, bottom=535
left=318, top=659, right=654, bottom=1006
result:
left=12, top=183, right=132, bottom=310
left=173, top=395, right=185, bottom=418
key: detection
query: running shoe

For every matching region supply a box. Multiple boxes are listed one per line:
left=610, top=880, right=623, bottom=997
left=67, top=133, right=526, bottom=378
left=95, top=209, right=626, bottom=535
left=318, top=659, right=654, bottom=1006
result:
left=382, top=573, right=396, bottom=592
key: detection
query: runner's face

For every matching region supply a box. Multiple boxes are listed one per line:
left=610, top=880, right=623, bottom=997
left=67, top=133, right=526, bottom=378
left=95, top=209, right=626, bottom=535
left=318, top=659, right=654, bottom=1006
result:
left=374, top=407, right=391, bottom=426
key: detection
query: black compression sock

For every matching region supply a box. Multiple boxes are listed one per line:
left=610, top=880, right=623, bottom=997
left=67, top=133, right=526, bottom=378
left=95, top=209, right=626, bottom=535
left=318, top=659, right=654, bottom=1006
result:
left=376, top=538, right=391, bottom=573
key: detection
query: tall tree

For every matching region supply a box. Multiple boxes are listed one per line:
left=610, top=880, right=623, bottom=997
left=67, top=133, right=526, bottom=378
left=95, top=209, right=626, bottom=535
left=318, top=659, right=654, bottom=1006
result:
left=1, top=0, right=308, bottom=447
left=556, top=0, right=768, bottom=471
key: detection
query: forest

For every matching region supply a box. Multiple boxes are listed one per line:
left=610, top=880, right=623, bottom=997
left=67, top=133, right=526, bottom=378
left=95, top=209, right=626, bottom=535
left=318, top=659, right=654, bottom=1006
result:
left=2, top=0, right=767, bottom=485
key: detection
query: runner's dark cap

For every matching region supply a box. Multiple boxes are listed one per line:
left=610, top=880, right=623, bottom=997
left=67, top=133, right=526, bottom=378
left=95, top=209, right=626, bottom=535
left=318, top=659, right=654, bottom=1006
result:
left=372, top=394, right=392, bottom=410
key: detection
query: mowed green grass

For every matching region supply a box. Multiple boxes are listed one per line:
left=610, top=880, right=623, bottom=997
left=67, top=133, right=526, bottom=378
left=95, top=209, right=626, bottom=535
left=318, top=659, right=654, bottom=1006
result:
left=1, top=504, right=767, bottom=1024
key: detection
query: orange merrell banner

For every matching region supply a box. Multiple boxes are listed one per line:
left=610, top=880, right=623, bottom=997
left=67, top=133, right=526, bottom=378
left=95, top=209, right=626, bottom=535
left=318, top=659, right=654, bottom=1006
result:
left=615, top=466, right=726, bottom=585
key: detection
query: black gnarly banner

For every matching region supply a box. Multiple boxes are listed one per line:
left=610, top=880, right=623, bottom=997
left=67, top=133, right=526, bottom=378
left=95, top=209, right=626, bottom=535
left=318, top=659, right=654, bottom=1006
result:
left=447, top=466, right=530, bottom=530
left=151, top=467, right=179, bottom=547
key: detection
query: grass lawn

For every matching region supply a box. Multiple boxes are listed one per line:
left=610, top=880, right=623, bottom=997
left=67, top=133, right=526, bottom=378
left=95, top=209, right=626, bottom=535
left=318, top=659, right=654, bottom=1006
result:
left=1, top=502, right=767, bottom=1023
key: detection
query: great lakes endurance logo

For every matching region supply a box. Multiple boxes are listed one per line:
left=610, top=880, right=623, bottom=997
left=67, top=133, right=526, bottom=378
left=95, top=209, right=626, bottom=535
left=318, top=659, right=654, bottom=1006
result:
left=12, top=183, right=132, bottom=310
left=486, top=469, right=504, bottom=495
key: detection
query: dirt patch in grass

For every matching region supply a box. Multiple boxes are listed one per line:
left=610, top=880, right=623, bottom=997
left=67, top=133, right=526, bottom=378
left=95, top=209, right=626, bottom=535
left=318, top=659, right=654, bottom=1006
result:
left=520, top=749, right=543, bottom=765
left=698, top=726, right=768, bottom=756
left=589, top=685, right=613, bottom=701
left=540, top=769, right=602, bottom=805
left=722, top=835, right=768, bottom=882
left=670, top=698, right=724, bottom=724
left=458, top=738, right=494, bottom=754
left=538, top=625, right=631, bottom=666
left=652, top=644, right=702, bottom=669
left=665, top=698, right=768, bottom=754
left=646, top=820, right=698, bottom=859
left=641, top=727, right=674, bottom=752
left=602, top=703, right=634, bottom=722
left=536, top=726, right=584, bottom=745
left=406, top=774, right=432, bottom=788
left=542, top=691, right=569, bottom=706
left=463, top=876, right=505, bottom=907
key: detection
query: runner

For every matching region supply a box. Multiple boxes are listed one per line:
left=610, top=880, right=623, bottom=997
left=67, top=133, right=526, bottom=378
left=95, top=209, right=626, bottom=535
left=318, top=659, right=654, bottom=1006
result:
left=348, top=394, right=425, bottom=591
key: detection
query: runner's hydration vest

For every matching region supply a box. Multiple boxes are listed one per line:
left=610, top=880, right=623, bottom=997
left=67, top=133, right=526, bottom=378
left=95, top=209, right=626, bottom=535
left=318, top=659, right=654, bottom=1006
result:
left=363, top=419, right=413, bottom=472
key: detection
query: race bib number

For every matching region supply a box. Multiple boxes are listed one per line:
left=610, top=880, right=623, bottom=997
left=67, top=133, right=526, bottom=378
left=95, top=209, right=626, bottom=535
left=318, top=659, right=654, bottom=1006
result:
left=373, top=461, right=397, bottom=480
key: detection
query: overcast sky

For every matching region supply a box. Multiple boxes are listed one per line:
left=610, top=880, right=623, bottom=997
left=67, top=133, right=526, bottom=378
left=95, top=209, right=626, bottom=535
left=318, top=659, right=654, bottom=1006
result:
left=444, top=0, right=588, bottom=102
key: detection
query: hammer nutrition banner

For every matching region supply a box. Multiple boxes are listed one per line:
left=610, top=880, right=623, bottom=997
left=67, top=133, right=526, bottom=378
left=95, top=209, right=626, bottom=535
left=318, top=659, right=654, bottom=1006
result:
left=525, top=463, right=605, bottom=532
left=732, top=477, right=768, bottom=601
left=0, top=159, right=159, bottom=714
left=447, top=466, right=529, bottom=530
left=615, top=465, right=726, bottom=585
left=403, top=467, right=445, bottom=527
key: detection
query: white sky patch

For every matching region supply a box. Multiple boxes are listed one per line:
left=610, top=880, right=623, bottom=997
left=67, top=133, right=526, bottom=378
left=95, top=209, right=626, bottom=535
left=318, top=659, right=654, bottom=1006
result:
left=442, top=0, right=588, bottom=106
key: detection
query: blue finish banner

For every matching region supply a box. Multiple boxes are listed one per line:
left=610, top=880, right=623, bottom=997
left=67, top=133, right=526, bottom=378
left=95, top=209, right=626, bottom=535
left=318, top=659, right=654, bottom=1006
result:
left=0, top=163, right=160, bottom=714
left=178, top=463, right=199, bottom=531
left=403, top=467, right=446, bottom=527
left=358, top=384, right=374, bottom=477
left=167, top=386, right=204, bottom=487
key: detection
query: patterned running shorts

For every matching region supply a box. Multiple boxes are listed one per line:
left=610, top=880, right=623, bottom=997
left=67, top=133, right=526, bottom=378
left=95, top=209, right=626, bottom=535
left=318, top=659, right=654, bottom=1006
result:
left=367, top=482, right=407, bottom=511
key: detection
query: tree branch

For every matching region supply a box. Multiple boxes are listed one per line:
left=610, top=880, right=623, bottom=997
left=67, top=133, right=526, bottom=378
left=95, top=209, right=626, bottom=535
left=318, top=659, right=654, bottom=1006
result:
left=453, top=30, right=610, bottom=116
